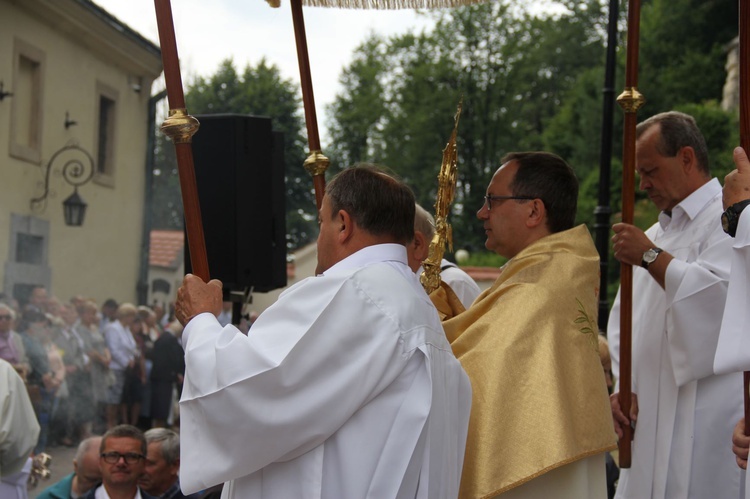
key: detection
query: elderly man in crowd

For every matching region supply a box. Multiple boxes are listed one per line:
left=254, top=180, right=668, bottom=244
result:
left=140, top=428, right=199, bottom=499
left=37, top=436, right=102, bottom=499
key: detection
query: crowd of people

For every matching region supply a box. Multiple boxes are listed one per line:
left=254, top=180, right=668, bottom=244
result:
left=0, top=287, right=186, bottom=456
left=6, top=109, right=750, bottom=499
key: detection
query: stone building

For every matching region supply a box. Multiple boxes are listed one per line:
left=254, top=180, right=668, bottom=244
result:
left=0, top=0, right=162, bottom=305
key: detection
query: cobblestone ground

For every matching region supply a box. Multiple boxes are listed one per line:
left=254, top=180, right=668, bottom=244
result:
left=28, top=444, right=77, bottom=499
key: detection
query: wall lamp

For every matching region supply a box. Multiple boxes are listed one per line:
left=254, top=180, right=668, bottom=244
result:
left=0, top=81, right=12, bottom=101
left=30, top=143, right=95, bottom=227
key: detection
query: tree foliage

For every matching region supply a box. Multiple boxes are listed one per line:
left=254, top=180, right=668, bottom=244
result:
left=327, top=0, right=610, bottom=252
left=325, top=0, right=738, bottom=308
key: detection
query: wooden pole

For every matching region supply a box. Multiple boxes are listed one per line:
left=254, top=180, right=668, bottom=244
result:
left=615, top=0, right=645, bottom=469
left=740, top=0, right=750, bottom=436
left=290, top=0, right=329, bottom=210
left=153, top=0, right=209, bottom=282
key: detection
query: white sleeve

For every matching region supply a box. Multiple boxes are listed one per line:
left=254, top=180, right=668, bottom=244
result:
left=664, top=223, right=732, bottom=385
left=179, top=274, right=412, bottom=493
left=715, top=212, right=750, bottom=374
left=0, top=361, right=40, bottom=478
left=607, top=287, right=622, bottom=392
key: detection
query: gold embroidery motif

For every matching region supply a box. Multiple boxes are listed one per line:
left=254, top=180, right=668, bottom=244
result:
left=575, top=298, right=598, bottom=351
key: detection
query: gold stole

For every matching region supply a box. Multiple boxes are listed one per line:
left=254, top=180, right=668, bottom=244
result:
left=438, top=225, right=617, bottom=498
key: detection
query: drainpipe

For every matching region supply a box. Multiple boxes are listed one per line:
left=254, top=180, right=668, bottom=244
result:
left=137, top=89, right=168, bottom=306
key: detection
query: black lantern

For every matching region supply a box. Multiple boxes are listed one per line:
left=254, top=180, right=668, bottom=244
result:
left=62, top=188, right=87, bottom=227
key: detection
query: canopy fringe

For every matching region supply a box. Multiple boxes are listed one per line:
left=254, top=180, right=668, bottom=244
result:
left=298, top=0, right=486, bottom=9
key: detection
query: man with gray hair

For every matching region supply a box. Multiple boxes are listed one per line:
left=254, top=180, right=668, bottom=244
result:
left=139, top=428, right=198, bottom=499
left=37, top=436, right=102, bottom=499
left=608, top=111, right=742, bottom=498
left=407, top=204, right=481, bottom=310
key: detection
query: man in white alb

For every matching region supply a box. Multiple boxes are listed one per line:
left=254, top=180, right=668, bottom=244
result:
left=174, top=165, right=472, bottom=499
left=714, top=146, right=750, bottom=499
left=608, top=111, right=743, bottom=498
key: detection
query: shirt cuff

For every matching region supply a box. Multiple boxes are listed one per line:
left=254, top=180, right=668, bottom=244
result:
left=182, top=312, right=220, bottom=347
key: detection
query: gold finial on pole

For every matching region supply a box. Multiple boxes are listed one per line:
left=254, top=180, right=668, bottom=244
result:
left=161, top=108, right=200, bottom=144
left=421, top=99, right=462, bottom=294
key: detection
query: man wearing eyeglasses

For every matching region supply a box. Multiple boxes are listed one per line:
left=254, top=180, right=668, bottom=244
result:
left=84, top=425, right=157, bottom=499
left=438, top=152, right=616, bottom=498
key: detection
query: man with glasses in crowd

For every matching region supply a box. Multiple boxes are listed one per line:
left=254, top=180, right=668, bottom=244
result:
left=84, top=425, right=157, bottom=499
left=436, top=152, right=616, bottom=498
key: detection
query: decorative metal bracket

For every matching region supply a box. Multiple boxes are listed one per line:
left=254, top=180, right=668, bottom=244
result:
left=30, top=142, right=95, bottom=215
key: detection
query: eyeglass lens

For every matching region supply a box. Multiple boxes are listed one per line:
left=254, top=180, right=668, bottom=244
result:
left=101, top=452, right=143, bottom=464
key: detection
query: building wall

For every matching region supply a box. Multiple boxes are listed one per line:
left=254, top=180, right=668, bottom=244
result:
left=0, top=0, right=162, bottom=305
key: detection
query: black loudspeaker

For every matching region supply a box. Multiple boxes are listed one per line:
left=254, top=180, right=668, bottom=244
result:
left=186, top=114, right=287, bottom=293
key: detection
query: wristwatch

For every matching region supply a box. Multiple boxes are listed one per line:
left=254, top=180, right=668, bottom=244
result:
left=641, top=247, right=663, bottom=269
left=721, top=200, right=750, bottom=238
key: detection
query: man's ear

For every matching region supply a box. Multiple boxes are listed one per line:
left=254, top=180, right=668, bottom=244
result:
left=526, top=199, right=547, bottom=229
left=679, top=146, right=697, bottom=173
left=414, top=231, right=429, bottom=262
left=338, top=210, right=354, bottom=243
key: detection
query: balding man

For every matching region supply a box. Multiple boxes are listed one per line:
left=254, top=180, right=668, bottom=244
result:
left=37, top=436, right=102, bottom=499
left=407, top=204, right=481, bottom=310
left=175, top=165, right=471, bottom=498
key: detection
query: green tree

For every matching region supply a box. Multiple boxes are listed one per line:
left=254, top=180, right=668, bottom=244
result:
left=327, top=0, right=609, bottom=252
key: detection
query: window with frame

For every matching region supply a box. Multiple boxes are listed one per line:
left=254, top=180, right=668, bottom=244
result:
left=9, top=38, right=45, bottom=164
left=94, top=82, right=118, bottom=186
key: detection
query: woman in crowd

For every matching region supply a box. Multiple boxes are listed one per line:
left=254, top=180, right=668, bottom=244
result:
left=75, top=300, right=112, bottom=434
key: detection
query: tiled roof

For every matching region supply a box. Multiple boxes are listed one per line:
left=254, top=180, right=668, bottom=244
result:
left=149, top=230, right=184, bottom=269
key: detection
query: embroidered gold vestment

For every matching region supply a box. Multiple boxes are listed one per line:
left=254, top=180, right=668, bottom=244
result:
left=440, top=224, right=617, bottom=498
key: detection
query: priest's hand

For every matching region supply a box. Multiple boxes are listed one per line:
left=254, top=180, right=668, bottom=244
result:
left=723, top=147, right=750, bottom=210
left=610, top=391, right=638, bottom=440
left=175, top=274, right=223, bottom=326
left=732, top=418, right=750, bottom=469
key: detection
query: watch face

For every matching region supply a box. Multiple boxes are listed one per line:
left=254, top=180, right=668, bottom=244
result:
left=722, top=212, right=730, bottom=232
left=643, top=249, right=657, bottom=263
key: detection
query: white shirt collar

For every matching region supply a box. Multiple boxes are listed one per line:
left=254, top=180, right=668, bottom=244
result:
left=321, top=244, right=408, bottom=276
left=658, top=177, right=720, bottom=230
left=94, top=484, right=143, bottom=499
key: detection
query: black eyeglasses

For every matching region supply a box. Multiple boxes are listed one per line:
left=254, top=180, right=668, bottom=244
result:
left=100, top=452, right=145, bottom=464
left=0, top=315, right=11, bottom=320
left=484, top=194, right=535, bottom=210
